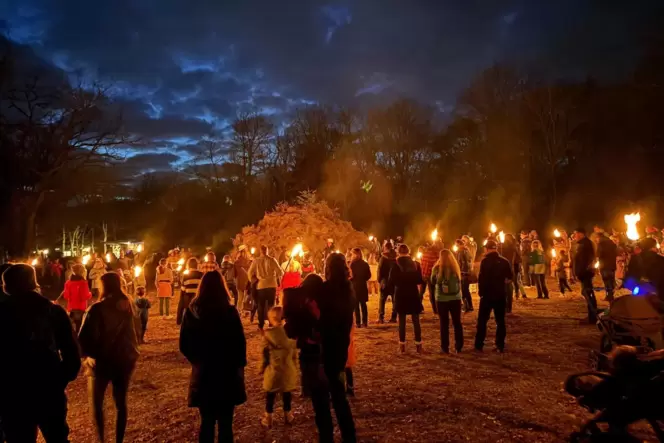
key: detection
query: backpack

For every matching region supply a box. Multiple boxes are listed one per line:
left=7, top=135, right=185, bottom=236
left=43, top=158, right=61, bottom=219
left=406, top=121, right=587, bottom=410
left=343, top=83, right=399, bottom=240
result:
left=439, top=273, right=460, bottom=295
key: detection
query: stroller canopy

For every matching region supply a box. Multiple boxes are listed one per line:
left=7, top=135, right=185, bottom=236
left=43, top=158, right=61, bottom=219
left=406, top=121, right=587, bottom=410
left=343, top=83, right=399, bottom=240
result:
left=607, top=295, right=662, bottom=336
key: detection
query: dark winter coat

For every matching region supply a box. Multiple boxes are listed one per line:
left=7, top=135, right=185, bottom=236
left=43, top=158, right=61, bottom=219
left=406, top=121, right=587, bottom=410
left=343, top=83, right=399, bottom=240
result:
left=377, top=250, right=398, bottom=294
left=520, top=238, right=532, bottom=259
left=0, top=290, right=81, bottom=408
left=478, top=251, right=513, bottom=301
left=220, top=261, right=237, bottom=289
left=455, top=247, right=473, bottom=275
left=317, top=280, right=354, bottom=374
left=79, top=294, right=140, bottom=376
left=388, top=256, right=424, bottom=315
left=573, top=236, right=596, bottom=279
left=501, top=241, right=520, bottom=266
left=596, top=235, right=618, bottom=272
left=350, top=258, right=371, bottom=302
left=179, top=301, right=247, bottom=408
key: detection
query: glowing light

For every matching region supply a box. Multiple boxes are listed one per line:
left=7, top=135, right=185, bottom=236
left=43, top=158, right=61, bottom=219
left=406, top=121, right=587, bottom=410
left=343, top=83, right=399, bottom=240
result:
left=594, top=260, right=600, bottom=269
left=177, top=265, right=183, bottom=272
left=368, top=235, right=374, bottom=242
left=42, top=249, right=50, bottom=255
left=184, top=269, right=190, bottom=275
left=82, top=255, right=91, bottom=265
left=298, top=250, right=304, bottom=258
left=105, top=253, right=111, bottom=263
left=416, top=252, right=423, bottom=260
left=551, top=249, right=557, bottom=258
left=134, top=266, right=142, bottom=278
left=335, top=250, right=340, bottom=254
left=177, top=258, right=185, bottom=266
left=498, top=231, right=505, bottom=243
left=290, top=243, right=303, bottom=258
left=483, top=239, right=488, bottom=246
left=553, top=229, right=561, bottom=238
left=490, top=223, right=497, bottom=234
left=431, top=229, right=438, bottom=242
left=204, top=255, right=209, bottom=262
left=250, top=247, right=256, bottom=255
left=30, top=258, right=38, bottom=266
left=137, top=244, right=143, bottom=253
left=624, top=212, right=641, bottom=241
left=633, top=286, right=641, bottom=295
left=452, top=245, right=458, bottom=252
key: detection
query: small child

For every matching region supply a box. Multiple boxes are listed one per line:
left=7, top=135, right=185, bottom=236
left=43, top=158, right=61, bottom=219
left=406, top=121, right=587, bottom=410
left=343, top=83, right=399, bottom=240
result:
left=135, top=287, right=151, bottom=343
left=557, top=250, right=573, bottom=296
left=345, top=324, right=357, bottom=397
left=261, top=306, right=297, bottom=428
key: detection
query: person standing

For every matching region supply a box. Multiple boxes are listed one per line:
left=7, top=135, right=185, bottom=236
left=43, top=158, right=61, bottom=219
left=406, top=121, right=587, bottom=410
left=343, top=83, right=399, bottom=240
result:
left=454, top=239, right=474, bottom=312
left=556, top=250, right=573, bottom=295
left=519, top=231, right=532, bottom=288
left=573, top=228, right=598, bottom=323
left=529, top=240, right=549, bottom=299
left=504, top=234, right=527, bottom=303
left=419, top=241, right=441, bottom=315
left=156, top=258, right=174, bottom=318
left=89, top=258, right=106, bottom=303
left=430, top=250, right=464, bottom=354
left=377, top=242, right=398, bottom=323
left=134, top=287, right=151, bottom=343
left=388, top=244, right=424, bottom=354
left=177, top=258, right=204, bottom=326
left=199, top=252, right=220, bottom=274
left=474, top=240, right=513, bottom=353
left=62, top=263, right=92, bottom=332
left=179, top=271, right=247, bottom=443
left=596, top=232, right=618, bottom=302
left=79, top=272, right=139, bottom=443
left=248, top=246, right=284, bottom=330
left=0, top=264, right=81, bottom=443
left=349, top=248, right=371, bottom=328
left=234, top=248, right=251, bottom=313
left=220, top=255, right=238, bottom=306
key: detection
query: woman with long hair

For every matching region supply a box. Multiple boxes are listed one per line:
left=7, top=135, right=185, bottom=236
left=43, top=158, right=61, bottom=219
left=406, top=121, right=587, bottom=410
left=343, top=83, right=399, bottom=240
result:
left=529, top=240, right=549, bottom=299
left=179, top=271, right=247, bottom=443
left=79, top=272, right=140, bottom=443
left=349, top=248, right=371, bottom=328
left=430, top=250, right=464, bottom=353
left=388, top=244, right=424, bottom=354
left=313, top=253, right=357, bottom=443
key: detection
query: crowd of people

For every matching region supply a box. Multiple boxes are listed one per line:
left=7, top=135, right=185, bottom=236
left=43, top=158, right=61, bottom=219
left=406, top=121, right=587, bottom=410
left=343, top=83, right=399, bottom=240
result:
left=1, top=222, right=663, bottom=442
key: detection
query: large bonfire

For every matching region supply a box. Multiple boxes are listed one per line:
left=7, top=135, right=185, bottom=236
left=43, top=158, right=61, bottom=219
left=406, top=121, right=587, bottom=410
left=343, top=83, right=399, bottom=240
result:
left=233, top=191, right=371, bottom=257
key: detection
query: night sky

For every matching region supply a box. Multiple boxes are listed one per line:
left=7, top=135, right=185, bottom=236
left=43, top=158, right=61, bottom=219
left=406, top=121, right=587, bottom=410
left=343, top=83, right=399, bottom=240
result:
left=1, top=0, right=661, bottom=178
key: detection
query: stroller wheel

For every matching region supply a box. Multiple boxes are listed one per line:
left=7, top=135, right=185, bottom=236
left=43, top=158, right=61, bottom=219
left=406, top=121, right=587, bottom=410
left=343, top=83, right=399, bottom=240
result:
left=599, top=334, right=612, bottom=354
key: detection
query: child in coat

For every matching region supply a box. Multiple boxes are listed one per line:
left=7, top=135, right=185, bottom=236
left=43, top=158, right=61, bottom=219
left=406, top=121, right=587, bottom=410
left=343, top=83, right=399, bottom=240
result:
left=62, top=263, right=92, bottom=332
left=556, top=250, right=573, bottom=296
left=345, top=324, right=357, bottom=396
left=261, top=306, right=297, bottom=428
left=134, top=286, right=151, bottom=343
left=155, top=258, right=174, bottom=318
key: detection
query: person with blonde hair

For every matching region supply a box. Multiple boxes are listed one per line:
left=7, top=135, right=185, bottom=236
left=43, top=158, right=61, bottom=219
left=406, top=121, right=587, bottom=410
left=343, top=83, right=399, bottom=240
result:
left=430, top=250, right=464, bottom=354
left=529, top=240, right=549, bottom=299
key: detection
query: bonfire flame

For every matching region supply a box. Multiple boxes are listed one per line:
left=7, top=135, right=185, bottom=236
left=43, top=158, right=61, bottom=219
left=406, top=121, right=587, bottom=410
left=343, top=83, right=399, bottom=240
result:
left=624, top=212, right=641, bottom=241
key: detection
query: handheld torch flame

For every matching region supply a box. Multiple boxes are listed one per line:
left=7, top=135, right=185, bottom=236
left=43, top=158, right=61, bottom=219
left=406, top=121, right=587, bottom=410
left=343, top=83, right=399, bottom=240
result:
left=594, top=260, right=600, bottom=269
left=290, top=243, right=303, bottom=258
left=105, top=253, right=111, bottom=263
left=498, top=231, right=505, bottom=243
left=431, top=229, right=438, bottom=242
left=490, top=223, right=497, bottom=234
left=554, top=229, right=561, bottom=238
left=136, top=244, right=143, bottom=253
left=134, top=266, right=142, bottom=278
left=452, top=244, right=458, bottom=252
left=624, top=212, right=641, bottom=241
left=368, top=235, right=374, bottom=242
left=82, top=255, right=91, bottom=265
left=30, top=258, right=38, bottom=266
left=178, top=258, right=185, bottom=266
left=250, top=247, right=256, bottom=255
left=483, top=239, right=488, bottom=246
left=551, top=248, right=556, bottom=258
left=416, top=252, right=423, bottom=260
left=184, top=269, right=190, bottom=275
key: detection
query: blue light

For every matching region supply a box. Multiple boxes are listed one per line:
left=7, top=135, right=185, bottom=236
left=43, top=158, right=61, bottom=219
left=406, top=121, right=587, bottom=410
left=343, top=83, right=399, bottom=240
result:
left=633, top=286, right=640, bottom=295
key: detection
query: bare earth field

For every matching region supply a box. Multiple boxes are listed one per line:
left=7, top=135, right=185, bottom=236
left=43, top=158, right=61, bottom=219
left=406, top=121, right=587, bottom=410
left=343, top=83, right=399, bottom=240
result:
left=51, top=284, right=655, bottom=442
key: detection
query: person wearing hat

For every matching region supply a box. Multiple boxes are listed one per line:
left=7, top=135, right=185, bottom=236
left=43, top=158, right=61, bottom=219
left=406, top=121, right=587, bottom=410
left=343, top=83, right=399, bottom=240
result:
left=474, top=240, right=513, bottom=352
left=0, top=264, right=81, bottom=441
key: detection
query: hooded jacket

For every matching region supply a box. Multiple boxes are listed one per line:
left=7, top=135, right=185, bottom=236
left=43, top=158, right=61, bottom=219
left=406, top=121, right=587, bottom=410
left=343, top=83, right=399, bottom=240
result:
left=261, top=325, right=297, bottom=393
left=63, top=275, right=92, bottom=312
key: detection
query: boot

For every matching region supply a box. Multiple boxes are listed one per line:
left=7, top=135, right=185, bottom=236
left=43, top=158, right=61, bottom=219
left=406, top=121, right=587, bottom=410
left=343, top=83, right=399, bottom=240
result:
left=415, top=343, right=423, bottom=354
left=261, top=412, right=273, bottom=428
left=399, top=342, right=406, bottom=354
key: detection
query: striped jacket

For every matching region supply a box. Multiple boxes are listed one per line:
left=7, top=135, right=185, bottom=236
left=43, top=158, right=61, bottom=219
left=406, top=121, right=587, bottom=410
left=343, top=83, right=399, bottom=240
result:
left=181, top=270, right=204, bottom=296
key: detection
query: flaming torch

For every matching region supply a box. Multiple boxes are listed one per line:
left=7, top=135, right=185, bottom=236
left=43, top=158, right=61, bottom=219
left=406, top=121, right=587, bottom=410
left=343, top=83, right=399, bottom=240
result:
left=416, top=251, right=423, bottom=260
left=134, top=266, right=142, bottom=278
left=177, top=258, right=185, bottom=267
left=105, top=253, right=111, bottom=263
left=136, top=244, right=143, bottom=253
left=594, top=260, right=600, bottom=270
left=368, top=235, right=374, bottom=242
left=553, top=229, right=561, bottom=238
left=30, top=258, right=38, bottom=266
left=82, top=254, right=91, bottom=265
left=431, top=229, right=439, bottom=242
left=551, top=248, right=557, bottom=258
left=490, top=223, right=497, bottom=234
left=284, top=243, right=303, bottom=271
left=452, top=244, right=459, bottom=252
left=624, top=212, right=641, bottom=241
left=498, top=231, right=505, bottom=243
left=483, top=239, right=488, bottom=246
left=250, top=247, right=256, bottom=255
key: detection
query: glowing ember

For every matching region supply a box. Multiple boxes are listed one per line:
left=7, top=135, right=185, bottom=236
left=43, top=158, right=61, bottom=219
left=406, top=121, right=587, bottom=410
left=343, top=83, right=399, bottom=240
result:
left=490, top=223, right=497, bottom=234
left=134, top=266, right=142, bottom=278
left=624, top=212, right=641, bottom=241
left=431, top=229, right=438, bottom=242
left=290, top=243, right=303, bottom=258
left=498, top=231, right=505, bottom=243
left=553, top=229, right=561, bottom=238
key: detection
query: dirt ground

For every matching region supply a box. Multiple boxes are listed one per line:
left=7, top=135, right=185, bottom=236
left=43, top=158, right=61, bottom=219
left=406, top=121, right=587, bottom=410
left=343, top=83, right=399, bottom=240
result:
left=51, top=284, right=655, bottom=442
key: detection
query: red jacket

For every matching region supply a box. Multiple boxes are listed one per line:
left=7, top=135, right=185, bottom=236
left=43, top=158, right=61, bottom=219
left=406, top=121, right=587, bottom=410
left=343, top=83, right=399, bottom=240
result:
left=420, top=247, right=440, bottom=281
left=63, top=278, right=91, bottom=312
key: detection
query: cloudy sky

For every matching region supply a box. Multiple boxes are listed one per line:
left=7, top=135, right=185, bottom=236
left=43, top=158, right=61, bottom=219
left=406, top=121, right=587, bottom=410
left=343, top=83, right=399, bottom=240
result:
left=1, top=0, right=661, bottom=176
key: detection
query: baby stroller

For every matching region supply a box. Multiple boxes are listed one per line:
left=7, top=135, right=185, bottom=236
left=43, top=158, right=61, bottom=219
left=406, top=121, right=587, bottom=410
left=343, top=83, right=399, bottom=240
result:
left=567, top=348, right=664, bottom=442
left=590, top=295, right=662, bottom=370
